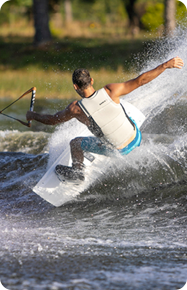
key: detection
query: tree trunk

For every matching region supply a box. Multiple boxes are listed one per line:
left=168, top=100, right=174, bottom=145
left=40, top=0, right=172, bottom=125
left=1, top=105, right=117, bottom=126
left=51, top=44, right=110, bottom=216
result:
left=33, top=0, right=52, bottom=46
left=125, top=0, right=138, bottom=26
left=122, top=0, right=139, bottom=36
left=164, top=0, right=176, bottom=36
left=64, top=0, right=73, bottom=24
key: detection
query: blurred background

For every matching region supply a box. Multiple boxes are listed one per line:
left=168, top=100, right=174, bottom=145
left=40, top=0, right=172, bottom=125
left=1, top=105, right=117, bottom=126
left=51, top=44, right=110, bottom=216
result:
left=0, top=0, right=187, bottom=100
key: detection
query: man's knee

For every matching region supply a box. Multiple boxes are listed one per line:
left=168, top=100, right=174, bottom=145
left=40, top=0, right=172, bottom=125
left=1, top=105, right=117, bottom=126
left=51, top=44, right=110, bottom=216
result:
left=70, top=137, right=83, bottom=150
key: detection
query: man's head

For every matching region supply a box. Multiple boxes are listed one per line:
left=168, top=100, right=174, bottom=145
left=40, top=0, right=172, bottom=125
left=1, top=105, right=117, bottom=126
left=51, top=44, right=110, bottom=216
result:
left=72, top=68, right=92, bottom=91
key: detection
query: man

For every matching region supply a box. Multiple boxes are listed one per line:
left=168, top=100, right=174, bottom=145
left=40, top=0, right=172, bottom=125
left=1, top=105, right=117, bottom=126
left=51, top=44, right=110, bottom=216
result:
left=26, top=56, right=184, bottom=181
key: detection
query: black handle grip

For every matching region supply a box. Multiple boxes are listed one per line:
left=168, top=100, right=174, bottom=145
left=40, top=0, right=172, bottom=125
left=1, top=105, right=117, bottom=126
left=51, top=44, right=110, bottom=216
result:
left=27, top=87, right=36, bottom=127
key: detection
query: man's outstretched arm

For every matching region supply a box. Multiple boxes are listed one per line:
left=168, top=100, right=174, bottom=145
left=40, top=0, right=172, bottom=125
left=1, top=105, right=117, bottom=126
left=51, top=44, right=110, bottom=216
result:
left=105, top=57, right=184, bottom=101
left=133, top=56, right=184, bottom=87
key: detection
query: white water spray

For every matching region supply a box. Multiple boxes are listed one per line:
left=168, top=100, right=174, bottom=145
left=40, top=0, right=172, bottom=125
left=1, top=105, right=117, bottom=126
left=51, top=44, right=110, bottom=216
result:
left=45, top=28, right=187, bottom=199
left=49, top=28, right=187, bottom=160
left=125, top=29, right=187, bottom=121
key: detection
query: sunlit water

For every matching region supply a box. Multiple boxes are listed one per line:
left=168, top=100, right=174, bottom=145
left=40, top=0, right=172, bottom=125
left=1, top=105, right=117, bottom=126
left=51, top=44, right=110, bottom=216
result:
left=0, top=31, right=187, bottom=290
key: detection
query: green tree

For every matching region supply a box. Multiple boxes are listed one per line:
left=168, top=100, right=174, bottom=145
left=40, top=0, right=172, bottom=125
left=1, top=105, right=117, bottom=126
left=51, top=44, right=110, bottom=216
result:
left=0, top=0, right=33, bottom=25
left=74, top=0, right=126, bottom=23
left=141, top=2, right=164, bottom=32
left=141, top=0, right=187, bottom=33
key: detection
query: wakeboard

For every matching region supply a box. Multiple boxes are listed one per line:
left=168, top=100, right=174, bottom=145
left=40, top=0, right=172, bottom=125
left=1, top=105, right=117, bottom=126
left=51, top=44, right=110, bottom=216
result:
left=33, top=100, right=146, bottom=207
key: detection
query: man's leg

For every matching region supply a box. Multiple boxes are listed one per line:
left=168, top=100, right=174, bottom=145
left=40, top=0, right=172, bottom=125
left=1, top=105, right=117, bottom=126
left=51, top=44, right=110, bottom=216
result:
left=70, top=137, right=84, bottom=170
left=55, top=136, right=114, bottom=181
left=55, top=137, right=85, bottom=181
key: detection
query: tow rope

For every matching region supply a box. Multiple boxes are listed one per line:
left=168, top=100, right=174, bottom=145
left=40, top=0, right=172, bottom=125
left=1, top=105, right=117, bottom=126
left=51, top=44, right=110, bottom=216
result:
left=0, top=87, right=36, bottom=127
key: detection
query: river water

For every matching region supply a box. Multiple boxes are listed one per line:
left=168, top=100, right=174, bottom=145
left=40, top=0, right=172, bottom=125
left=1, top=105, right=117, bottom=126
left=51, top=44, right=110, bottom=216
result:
left=0, top=34, right=187, bottom=290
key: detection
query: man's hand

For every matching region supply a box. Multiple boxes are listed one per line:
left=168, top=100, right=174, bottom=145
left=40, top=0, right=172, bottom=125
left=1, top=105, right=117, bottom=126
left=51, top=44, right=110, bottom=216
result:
left=26, top=110, right=34, bottom=121
left=163, top=56, right=184, bottom=69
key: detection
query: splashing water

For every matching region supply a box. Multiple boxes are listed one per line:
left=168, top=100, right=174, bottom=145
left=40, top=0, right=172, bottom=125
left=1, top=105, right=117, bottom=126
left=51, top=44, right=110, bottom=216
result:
left=46, top=29, right=187, bottom=197
left=126, top=30, right=187, bottom=121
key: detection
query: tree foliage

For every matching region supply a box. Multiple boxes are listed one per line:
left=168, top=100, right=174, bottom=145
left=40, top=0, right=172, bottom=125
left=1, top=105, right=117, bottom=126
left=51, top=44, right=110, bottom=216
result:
left=0, top=0, right=32, bottom=24
left=141, top=2, right=164, bottom=31
left=0, top=0, right=187, bottom=36
left=141, top=0, right=187, bottom=32
left=72, top=0, right=126, bottom=23
left=11, top=0, right=32, bottom=6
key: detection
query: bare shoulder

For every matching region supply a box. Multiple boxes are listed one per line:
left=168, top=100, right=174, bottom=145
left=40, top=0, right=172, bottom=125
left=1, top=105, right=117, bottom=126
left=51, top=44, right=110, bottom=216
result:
left=104, top=85, right=121, bottom=104
left=104, top=77, right=140, bottom=100
left=67, top=100, right=82, bottom=116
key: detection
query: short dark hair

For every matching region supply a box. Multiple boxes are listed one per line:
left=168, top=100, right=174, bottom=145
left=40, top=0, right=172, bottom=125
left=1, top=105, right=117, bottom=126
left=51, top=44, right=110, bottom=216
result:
left=72, top=68, right=91, bottom=89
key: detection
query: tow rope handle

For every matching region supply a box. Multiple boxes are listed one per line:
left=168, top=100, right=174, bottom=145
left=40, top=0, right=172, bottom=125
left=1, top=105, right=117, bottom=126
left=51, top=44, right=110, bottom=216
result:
left=27, top=87, right=36, bottom=127
left=0, top=87, right=36, bottom=128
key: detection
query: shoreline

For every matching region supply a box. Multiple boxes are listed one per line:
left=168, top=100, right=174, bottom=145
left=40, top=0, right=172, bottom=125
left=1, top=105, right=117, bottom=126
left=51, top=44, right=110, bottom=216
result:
left=0, top=69, right=137, bottom=99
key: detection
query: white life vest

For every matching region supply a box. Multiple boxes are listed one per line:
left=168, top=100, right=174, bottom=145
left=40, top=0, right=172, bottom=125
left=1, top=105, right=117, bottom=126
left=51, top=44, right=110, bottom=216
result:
left=78, top=88, right=135, bottom=148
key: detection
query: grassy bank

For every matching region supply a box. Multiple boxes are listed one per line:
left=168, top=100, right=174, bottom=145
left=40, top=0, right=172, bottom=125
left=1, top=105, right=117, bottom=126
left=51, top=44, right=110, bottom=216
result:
left=0, top=23, right=158, bottom=99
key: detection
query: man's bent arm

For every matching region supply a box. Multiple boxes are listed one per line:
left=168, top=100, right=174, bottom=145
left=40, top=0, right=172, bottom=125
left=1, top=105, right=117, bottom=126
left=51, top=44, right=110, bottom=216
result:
left=26, top=101, right=78, bottom=125
left=26, top=111, right=65, bottom=125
